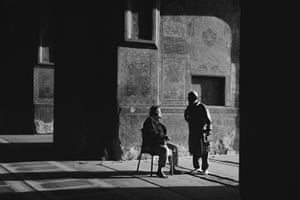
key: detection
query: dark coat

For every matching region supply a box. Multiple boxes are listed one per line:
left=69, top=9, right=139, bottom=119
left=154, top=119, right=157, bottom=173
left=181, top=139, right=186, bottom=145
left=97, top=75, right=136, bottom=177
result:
left=142, top=116, right=168, bottom=147
left=184, top=101, right=212, bottom=157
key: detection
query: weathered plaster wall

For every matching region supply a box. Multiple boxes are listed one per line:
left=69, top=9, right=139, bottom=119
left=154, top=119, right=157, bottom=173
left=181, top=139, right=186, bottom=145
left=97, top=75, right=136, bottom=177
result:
left=118, top=0, right=239, bottom=159
left=209, top=107, right=239, bottom=154
left=33, top=65, right=54, bottom=134
left=159, top=1, right=238, bottom=156
left=118, top=47, right=158, bottom=105
left=118, top=106, right=239, bottom=160
left=190, top=17, right=231, bottom=75
left=118, top=47, right=159, bottom=159
left=160, top=107, right=239, bottom=156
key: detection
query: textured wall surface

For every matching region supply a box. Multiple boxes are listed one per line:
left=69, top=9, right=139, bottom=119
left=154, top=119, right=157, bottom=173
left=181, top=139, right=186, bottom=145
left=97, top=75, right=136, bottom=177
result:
left=161, top=107, right=239, bottom=156
left=118, top=47, right=158, bottom=106
left=161, top=57, right=187, bottom=101
left=117, top=0, right=239, bottom=159
left=160, top=10, right=190, bottom=105
left=209, top=107, right=239, bottom=154
left=34, top=104, right=54, bottom=134
left=33, top=65, right=54, bottom=134
left=118, top=47, right=159, bottom=159
left=191, top=16, right=231, bottom=76
left=118, top=106, right=239, bottom=160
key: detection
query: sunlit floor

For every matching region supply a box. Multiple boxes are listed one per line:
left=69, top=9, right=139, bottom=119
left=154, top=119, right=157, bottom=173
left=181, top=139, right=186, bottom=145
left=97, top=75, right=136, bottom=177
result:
left=0, top=156, right=239, bottom=200
left=0, top=134, right=53, bottom=144
left=0, top=134, right=239, bottom=199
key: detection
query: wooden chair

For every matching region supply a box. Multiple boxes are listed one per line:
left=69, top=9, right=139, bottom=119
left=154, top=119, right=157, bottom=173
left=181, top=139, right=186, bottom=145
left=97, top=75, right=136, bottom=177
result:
left=136, top=145, right=158, bottom=176
left=136, top=128, right=173, bottom=176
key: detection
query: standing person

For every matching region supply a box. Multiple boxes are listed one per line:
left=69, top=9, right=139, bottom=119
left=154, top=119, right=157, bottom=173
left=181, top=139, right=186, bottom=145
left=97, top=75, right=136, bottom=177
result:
left=184, top=91, right=212, bottom=175
left=142, top=105, right=183, bottom=178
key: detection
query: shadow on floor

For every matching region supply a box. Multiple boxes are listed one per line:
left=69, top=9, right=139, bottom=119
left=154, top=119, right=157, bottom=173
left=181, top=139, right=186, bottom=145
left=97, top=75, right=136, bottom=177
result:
left=0, top=185, right=241, bottom=200
left=0, top=143, right=109, bottom=162
left=0, top=170, right=150, bottom=181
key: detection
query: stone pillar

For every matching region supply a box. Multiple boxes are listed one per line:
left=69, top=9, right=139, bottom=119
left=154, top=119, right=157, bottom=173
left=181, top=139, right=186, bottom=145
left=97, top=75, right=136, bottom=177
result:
left=33, top=63, right=54, bottom=134
left=34, top=0, right=55, bottom=134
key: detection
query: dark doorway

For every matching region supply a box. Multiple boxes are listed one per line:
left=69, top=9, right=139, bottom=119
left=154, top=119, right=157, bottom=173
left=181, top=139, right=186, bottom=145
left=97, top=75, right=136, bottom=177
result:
left=0, top=1, right=39, bottom=134
left=191, top=75, right=225, bottom=106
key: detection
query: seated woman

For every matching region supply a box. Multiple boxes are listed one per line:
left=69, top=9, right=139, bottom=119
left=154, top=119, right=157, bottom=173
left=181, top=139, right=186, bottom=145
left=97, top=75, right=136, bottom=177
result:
left=142, top=105, right=183, bottom=178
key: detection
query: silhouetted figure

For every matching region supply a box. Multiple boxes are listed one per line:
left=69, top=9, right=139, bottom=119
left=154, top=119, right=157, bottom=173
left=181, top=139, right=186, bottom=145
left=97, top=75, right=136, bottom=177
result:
left=184, top=91, right=212, bottom=175
left=142, top=105, right=183, bottom=178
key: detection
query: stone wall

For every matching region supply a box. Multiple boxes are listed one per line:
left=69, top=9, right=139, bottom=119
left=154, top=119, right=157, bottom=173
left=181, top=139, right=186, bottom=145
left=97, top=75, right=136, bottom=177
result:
left=33, top=65, right=54, bottom=134
left=161, top=107, right=239, bottom=156
left=118, top=105, right=239, bottom=160
left=209, top=107, right=239, bottom=154
left=117, top=47, right=159, bottom=159
left=117, top=0, right=239, bottom=160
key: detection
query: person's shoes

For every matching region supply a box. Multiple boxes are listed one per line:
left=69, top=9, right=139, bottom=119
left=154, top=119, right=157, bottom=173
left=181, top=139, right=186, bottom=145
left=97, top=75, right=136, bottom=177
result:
left=157, top=171, right=168, bottom=178
left=200, top=170, right=209, bottom=175
left=190, top=168, right=201, bottom=174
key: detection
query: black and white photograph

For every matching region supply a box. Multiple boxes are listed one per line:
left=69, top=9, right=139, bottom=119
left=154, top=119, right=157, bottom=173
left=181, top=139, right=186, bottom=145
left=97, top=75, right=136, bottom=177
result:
left=0, top=0, right=244, bottom=199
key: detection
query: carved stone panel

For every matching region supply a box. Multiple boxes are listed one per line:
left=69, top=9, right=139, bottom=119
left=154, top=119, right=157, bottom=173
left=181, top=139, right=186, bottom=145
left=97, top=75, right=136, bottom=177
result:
left=202, top=28, right=217, bottom=47
left=34, top=65, right=54, bottom=104
left=162, top=57, right=186, bottom=100
left=118, top=47, right=157, bottom=105
left=161, top=37, right=187, bottom=55
left=162, top=16, right=187, bottom=38
left=191, top=16, right=231, bottom=75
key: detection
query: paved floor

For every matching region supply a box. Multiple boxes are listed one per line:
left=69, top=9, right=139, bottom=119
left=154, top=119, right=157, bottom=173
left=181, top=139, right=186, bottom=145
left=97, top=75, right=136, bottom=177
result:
left=0, top=134, right=240, bottom=200
left=0, top=134, right=53, bottom=143
left=0, top=155, right=239, bottom=200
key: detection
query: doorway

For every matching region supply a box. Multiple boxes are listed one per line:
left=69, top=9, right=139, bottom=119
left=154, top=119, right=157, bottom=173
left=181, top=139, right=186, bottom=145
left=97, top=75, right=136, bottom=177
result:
left=0, top=1, right=38, bottom=135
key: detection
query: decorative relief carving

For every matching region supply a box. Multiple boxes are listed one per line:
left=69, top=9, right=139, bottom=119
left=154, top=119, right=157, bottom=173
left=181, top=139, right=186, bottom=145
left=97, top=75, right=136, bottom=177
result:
left=162, top=38, right=187, bottom=54
left=211, top=65, right=220, bottom=72
left=162, top=16, right=187, bottom=38
left=126, top=62, right=151, bottom=98
left=162, top=2, right=186, bottom=38
left=162, top=57, right=186, bottom=100
left=198, top=64, right=209, bottom=72
left=202, top=28, right=217, bottom=47
left=191, top=17, right=232, bottom=75
left=196, top=62, right=226, bottom=74
left=118, top=48, right=157, bottom=105
left=34, top=66, right=54, bottom=104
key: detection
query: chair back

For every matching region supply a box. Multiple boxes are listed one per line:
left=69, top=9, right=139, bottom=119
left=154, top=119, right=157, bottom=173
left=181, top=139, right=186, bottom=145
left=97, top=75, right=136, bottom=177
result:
left=140, top=128, right=153, bottom=154
left=140, top=128, right=146, bottom=143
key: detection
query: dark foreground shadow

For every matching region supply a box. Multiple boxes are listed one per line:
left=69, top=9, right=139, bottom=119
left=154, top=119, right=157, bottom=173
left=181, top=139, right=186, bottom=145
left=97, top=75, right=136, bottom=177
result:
left=0, top=185, right=241, bottom=200
left=0, top=143, right=63, bottom=162
left=0, top=143, right=111, bottom=162
left=0, top=143, right=55, bottom=162
left=0, top=170, right=147, bottom=181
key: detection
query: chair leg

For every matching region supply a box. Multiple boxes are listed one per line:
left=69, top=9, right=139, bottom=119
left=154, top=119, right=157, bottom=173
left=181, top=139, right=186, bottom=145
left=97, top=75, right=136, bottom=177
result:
left=150, top=155, right=154, bottom=177
left=136, top=153, right=142, bottom=173
left=170, top=155, right=174, bottom=176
